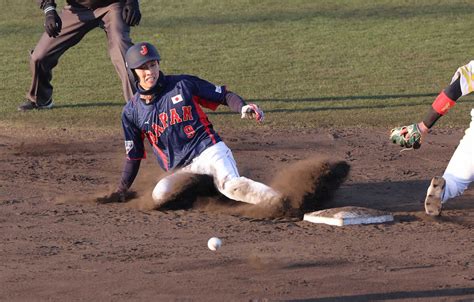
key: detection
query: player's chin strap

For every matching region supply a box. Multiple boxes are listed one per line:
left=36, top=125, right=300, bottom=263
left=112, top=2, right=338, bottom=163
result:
left=135, top=71, right=165, bottom=96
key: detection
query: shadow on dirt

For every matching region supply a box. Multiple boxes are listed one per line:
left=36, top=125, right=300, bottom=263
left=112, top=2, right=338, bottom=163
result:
left=126, top=163, right=474, bottom=221
left=334, top=179, right=474, bottom=213
left=289, top=287, right=474, bottom=302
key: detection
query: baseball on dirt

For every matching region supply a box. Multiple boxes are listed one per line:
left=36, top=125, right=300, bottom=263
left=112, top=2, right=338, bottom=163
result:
left=207, top=237, right=222, bottom=251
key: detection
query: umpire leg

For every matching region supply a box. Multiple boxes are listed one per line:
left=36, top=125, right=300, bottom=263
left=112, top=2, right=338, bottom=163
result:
left=97, top=3, right=135, bottom=102
left=26, top=5, right=99, bottom=106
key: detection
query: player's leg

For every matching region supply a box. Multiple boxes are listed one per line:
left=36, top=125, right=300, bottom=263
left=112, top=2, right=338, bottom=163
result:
left=184, top=142, right=282, bottom=206
left=98, top=3, right=135, bottom=102
left=21, top=5, right=100, bottom=110
left=442, top=109, right=474, bottom=199
left=424, top=61, right=474, bottom=216
left=220, top=176, right=283, bottom=206
left=151, top=172, right=186, bottom=208
left=425, top=61, right=474, bottom=216
left=425, top=108, right=474, bottom=215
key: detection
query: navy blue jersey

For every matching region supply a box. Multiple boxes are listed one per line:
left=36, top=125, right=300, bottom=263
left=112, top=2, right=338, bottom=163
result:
left=122, top=74, right=227, bottom=171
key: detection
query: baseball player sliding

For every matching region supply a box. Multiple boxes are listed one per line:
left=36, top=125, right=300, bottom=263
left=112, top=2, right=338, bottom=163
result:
left=99, top=42, right=282, bottom=209
left=19, top=0, right=141, bottom=111
left=390, top=61, right=474, bottom=216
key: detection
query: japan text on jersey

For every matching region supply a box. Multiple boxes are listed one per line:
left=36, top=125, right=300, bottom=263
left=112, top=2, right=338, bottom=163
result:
left=122, top=74, right=227, bottom=171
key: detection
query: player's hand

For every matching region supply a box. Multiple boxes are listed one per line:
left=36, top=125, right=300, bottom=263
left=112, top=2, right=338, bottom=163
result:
left=96, top=189, right=136, bottom=204
left=241, top=104, right=264, bottom=122
left=44, top=7, right=62, bottom=38
left=390, top=123, right=425, bottom=149
left=122, top=0, right=141, bottom=26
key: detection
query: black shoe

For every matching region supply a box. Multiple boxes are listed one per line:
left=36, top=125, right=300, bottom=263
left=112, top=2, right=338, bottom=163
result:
left=17, top=99, right=54, bottom=111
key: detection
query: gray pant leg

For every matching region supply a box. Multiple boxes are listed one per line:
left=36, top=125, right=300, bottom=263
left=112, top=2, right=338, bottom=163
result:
left=27, top=6, right=98, bottom=104
left=97, top=3, right=135, bottom=101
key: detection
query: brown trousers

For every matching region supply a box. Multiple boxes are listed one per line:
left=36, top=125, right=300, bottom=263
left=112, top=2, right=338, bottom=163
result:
left=27, top=2, right=135, bottom=104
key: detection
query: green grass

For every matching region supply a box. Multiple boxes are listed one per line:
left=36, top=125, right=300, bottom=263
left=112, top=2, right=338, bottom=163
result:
left=1, top=0, right=474, bottom=130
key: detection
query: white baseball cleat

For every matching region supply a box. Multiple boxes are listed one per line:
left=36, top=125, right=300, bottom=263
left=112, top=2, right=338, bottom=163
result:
left=424, top=176, right=445, bottom=216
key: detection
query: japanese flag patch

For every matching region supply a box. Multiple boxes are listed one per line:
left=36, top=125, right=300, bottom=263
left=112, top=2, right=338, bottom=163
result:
left=171, top=94, right=183, bottom=104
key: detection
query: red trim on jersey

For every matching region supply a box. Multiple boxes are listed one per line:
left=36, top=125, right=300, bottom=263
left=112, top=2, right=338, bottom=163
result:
left=145, top=135, right=169, bottom=171
left=432, top=91, right=456, bottom=115
left=192, top=96, right=217, bottom=144
left=195, top=96, right=220, bottom=111
left=152, top=142, right=169, bottom=171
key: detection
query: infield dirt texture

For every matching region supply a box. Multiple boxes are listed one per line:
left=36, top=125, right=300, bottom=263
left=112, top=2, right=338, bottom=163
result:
left=1, top=126, right=473, bottom=301
left=1, top=0, right=474, bottom=301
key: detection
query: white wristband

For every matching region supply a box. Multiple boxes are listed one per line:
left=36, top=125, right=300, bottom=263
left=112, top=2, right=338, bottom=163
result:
left=44, top=6, right=56, bottom=14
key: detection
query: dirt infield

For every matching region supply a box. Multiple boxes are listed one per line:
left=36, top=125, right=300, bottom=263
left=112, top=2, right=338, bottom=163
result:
left=1, top=125, right=473, bottom=301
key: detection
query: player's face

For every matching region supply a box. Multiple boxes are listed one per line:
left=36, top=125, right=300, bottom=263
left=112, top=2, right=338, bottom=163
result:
left=135, top=60, right=160, bottom=90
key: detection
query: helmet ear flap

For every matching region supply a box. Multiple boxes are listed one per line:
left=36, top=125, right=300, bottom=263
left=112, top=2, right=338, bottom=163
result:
left=131, top=69, right=139, bottom=81
left=126, top=66, right=138, bottom=85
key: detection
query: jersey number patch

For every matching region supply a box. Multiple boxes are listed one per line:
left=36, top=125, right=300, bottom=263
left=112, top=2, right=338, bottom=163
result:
left=184, top=125, right=195, bottom=138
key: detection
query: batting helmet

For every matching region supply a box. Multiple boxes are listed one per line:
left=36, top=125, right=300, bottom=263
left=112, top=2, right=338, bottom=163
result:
left=125, top=42, right=161, bottom=69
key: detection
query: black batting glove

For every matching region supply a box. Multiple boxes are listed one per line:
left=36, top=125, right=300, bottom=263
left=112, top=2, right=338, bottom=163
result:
left=44, top=6, right=62, bottom=38
left=122, top=0, right=141, bottom=26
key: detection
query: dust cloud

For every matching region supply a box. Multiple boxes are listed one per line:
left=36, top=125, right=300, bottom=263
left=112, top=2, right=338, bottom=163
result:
left=126, top=156, right=350, bottom=219
left=270, top=156, right=350, bottom=215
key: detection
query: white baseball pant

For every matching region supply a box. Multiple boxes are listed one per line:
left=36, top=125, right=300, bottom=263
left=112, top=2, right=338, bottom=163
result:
left=152, top=142, right=282, bottom=208
left=441, top=108, right=474, bottom=202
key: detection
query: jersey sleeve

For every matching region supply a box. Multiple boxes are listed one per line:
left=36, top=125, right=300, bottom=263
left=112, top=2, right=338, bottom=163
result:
left=121, top=107, right=145, bottom=160
left=188, top=76, right=227, bottom=111
left=451, top=60, right=474, bottom=97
